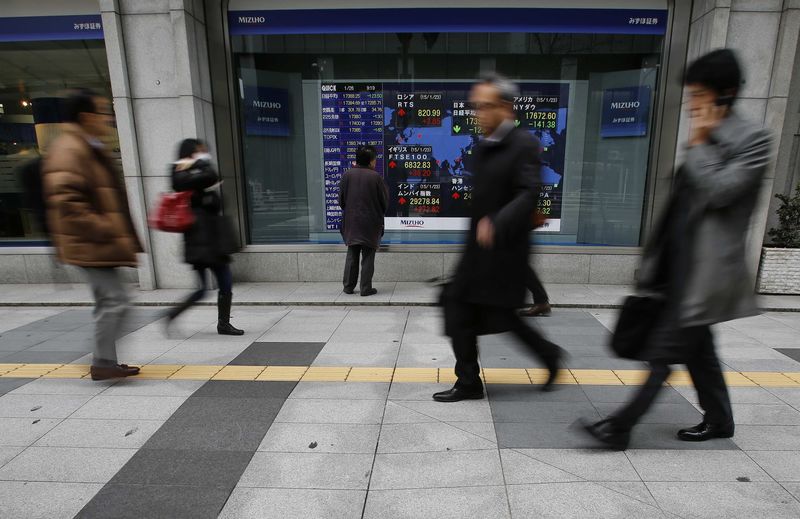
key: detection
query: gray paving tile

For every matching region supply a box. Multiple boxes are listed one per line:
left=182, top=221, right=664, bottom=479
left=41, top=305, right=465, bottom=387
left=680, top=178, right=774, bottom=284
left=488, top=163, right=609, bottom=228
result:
left=228, top=341, right=326, bottom=366
left=500, top=449, right=582, bottom=484
left=0, top=446, right=136, bottom=483
left=731, top=404, right=800, bottom=425
left=34, top=419, right=163, bottom=449
left=289, top=381, right=390, bottom=400
left=101, top=379, right=204, bottom=397
left=10, top=378, right=116, bottom=396
left=507, top=482, right=666, bottom=519
left=504, top=448, right=641, bottom=482
left=581, top=385, right=687, bottom=404
left=275, top=398, right=385, bottom=424
left=238, top=451, right=374, bottom=489
left=311, top=351, right=400, bottom=366
left=776, top=348, right=800, bottom=363
left=0, top=446, right=23, bottom=469
left=731, top=425, right=800, bottom=451
left=76, top=484, right=232, bottom=519
left=768, top=388, right=800, bottom=408
left=389, top=400, right=493, bottom=423
left=0, top=417, right=61, bottom=447
left=491, top=401, right=601, bottom=423
left=110, top=449, right=253, bottom=488
left=192, top=380, right=296, bottom=399
left=364, top=486, right=510, bottom=519
left=382, top=401, right=438, bottom=424
left=747, top=451, right=800, bottom=482
left=0, top=481, right=103, bottom=519
left=0, top=393, right=92, bottom=418
left=723, top=359, right=800, bottom=372
left=257, top=423, right=380, bottom=454
left=71, top=395, right=186, bottom=421
left=0, top=331, right=63, bottom=350
left=0, top=350, right=90, bottom=363
left=377, top=422, right=497, bottom=453
left=595, top=402, right=703, bottom=424
left=646, top=482, right=800, bottom=518
left=0, top=378, right=31, bottom=396
left=371, top=450, right=504, bottom=489
left=219, top=488, right=366, bottom=519
left=496, top=422, right=596, bottom=449
left=627, top=449, right=771, bottom=482
left=487, top=384, right=589, bottom=403
left=144, top=397, right=285, bottom=451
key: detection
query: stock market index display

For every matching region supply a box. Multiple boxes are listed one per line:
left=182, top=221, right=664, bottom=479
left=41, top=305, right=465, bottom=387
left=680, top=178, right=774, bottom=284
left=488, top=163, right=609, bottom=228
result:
left=321, top=81, right=569, bottom=232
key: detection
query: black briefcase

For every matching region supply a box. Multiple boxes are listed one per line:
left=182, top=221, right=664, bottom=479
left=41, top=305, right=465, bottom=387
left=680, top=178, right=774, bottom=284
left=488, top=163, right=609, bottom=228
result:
left=610, top=294, right=666, bottom=360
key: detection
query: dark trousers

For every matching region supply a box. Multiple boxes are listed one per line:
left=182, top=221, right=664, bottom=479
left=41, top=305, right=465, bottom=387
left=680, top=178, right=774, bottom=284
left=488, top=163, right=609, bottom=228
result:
left=452, top=308, right=560, bottom=390
left=612, top=325, right=733, bottom=429
left=343, top=245, right=376, bottom=292
left=170, top=264, right=233, bottom=320
left=524, top=265, right=549, bottom=304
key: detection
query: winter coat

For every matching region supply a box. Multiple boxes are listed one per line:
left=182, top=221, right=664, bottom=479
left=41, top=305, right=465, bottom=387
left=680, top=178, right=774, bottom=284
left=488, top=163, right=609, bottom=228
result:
left=42, top=125, right=143, bottom=267
left=171, top=159, right=238, bottom=268
left=338, top=166, right=388, bottom=250
left=635, top=111, right=772, bottom=361
left=447, top=125, right=541, bottom=336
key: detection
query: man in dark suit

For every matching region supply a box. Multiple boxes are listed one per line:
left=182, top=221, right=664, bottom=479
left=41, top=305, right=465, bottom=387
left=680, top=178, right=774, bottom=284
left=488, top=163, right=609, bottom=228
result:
left=339, top=145, right=389, bottom=297
left=581, top=50, right=773, bottom=449
left=434, top=74, right=565, bottom=402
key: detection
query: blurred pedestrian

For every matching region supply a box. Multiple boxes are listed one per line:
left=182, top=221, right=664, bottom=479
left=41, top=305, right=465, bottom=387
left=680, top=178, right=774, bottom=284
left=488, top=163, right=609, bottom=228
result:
left=434, top=73, right=565, bottom=402
left=339, top=145, right=388, bottom=297
left=581, top=49, right=773, bottom=449
left=519, top=265, right=552, bottom=316
left=164, top=138, right=243, bottom=335
left=42, top=88, right=142, bottom=381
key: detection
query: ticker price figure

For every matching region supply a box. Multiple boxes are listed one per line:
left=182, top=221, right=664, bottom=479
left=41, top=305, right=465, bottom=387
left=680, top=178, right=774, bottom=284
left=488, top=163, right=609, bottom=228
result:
left=434, top=74, right=565, bottom=403
left=580, top=49, right=773, bottom=450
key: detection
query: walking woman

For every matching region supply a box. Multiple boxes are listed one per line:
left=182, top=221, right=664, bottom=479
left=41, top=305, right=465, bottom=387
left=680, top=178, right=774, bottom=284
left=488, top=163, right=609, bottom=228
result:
left=165, top=138, right=243, bottom=335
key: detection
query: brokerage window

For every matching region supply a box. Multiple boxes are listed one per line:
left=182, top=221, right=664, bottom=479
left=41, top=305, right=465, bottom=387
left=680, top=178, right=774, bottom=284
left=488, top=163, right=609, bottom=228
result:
left=230, top=7, right=666, bottom=246
left=0, top=15, right=116, bottom=244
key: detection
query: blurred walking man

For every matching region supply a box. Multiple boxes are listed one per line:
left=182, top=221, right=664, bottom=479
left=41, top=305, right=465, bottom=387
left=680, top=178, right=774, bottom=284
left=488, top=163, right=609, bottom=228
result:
left=43, top=89, right=143, bottom=381
left=434, top=73, right=564, bottom=402
left=339, top=145, right=389, bottom=297
left=581, top=50, right=773, bottom=449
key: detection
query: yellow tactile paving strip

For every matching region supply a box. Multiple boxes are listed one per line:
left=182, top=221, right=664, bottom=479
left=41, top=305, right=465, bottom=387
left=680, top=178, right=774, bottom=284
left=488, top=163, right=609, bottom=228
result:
left=1, top=363, right=800, bottom=387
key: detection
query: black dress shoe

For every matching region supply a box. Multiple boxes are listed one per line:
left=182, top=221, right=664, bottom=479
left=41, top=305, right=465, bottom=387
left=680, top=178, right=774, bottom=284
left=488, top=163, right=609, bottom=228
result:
left=360, top=288, right=378, bottom=297
left=677, top=422, right=734, bottom=442
left=90, top=364, right=140, bottom=381
left=432, top=387, right=484, bottom=402
left=578, top=418, right=631, bottom=451
left=343, top=288, right=355, bottom=295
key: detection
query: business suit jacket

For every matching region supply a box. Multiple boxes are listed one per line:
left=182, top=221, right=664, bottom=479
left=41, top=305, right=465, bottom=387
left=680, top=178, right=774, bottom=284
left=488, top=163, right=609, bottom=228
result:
left=638, top=111, right=773, bottom=330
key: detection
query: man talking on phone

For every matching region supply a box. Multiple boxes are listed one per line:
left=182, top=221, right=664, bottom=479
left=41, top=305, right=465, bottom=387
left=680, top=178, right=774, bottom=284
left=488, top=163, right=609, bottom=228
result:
left=580, top=49, right=774, bottom=449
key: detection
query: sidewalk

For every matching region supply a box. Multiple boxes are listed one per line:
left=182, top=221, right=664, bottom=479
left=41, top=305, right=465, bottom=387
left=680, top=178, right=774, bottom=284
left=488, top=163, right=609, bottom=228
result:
left=1, top=282, right=799, bottom=311
left=0, top=304, right=799, bottom=518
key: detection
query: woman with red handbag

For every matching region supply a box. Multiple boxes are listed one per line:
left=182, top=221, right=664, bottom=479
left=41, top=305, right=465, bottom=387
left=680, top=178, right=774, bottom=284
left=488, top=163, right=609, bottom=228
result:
left=164, top=138, right=243, bottom=335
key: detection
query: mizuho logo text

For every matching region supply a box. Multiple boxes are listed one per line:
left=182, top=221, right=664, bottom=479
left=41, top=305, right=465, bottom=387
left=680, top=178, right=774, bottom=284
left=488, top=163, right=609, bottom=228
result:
left=610, top=101, right=640, bottom=109
left=400, top=219, right=425, bottom=228
left=238, top=16, right=266, bottom=24
left=253, top=100, right=282, bottom=109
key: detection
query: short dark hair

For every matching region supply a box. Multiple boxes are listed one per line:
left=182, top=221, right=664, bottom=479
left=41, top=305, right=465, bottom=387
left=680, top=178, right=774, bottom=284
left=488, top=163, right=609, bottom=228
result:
left=684, top=49, right=743, bottom=100
left=63, top=88, right=99, bottom=123
left=477, top=72, right=519, bottom=103
left=177, top=138, right=204, bottom=160
left=355, top=145, right=377, bottom=167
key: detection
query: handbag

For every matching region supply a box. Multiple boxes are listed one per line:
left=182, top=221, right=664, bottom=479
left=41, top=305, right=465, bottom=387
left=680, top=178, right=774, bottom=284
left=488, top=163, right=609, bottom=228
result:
left=610, top=294, right=666, bottom=360
left=148, top=191, right=194, bottom=233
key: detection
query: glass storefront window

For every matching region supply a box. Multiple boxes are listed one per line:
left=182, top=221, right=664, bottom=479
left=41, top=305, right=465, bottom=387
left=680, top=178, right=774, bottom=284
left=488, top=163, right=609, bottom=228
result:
left=229, top=7, right=666, bottom=246
left=0, top=39, right=116, bottom=243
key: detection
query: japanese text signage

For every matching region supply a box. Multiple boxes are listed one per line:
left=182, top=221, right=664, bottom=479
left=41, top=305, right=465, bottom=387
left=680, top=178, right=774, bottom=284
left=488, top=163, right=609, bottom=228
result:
left=600, top=86, right=652, bottom=138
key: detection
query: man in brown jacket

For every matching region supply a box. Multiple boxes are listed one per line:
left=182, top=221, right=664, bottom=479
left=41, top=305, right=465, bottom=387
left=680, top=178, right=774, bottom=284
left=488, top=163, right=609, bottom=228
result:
left=43, top=89, right=143, bottom=381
